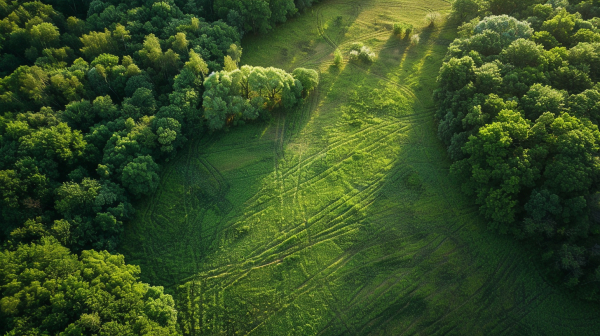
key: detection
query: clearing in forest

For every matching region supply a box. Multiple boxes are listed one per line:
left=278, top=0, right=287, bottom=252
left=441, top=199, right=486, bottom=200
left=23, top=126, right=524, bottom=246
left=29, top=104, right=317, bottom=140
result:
left=120, top=0, right=600, bottom=334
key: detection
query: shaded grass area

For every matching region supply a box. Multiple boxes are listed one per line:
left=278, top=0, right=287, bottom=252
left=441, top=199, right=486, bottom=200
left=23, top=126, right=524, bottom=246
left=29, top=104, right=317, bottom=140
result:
left=121, top=0, right=600, bottom=334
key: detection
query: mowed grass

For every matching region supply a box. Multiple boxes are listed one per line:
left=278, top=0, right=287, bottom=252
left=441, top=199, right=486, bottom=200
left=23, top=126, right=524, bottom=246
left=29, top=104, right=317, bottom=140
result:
left=120, top=0, right=600, bottom=334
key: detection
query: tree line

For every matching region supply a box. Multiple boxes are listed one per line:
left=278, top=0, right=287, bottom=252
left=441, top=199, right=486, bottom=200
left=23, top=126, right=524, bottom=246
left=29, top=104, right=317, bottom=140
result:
left=439, top=0, right=600, bottom=300
left=0, top=0, right=319, bottom=334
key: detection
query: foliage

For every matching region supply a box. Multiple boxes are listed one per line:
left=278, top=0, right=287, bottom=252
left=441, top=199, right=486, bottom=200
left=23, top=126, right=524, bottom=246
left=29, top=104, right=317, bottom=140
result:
left=202, top=65, right=310, bottom=130
left=292, top=68, right=319, bottom=94
left=393, top=22, right=414, bottom=38
left=0, top=237, right=177, bottom=335
left=451, top=0, right=481, bottom=22
left=425, top=12, right=442, bottom=27
left=0, top=0, right=322, bottom=333
left=442, top=1, right=600, bottom=298
left=410, top=33, right=421, bottom=45
left=333, top=48, right=343, bottom=66
left=349, top=44, right=376, bottom=63
left=122, top=155, right=160, bottom=198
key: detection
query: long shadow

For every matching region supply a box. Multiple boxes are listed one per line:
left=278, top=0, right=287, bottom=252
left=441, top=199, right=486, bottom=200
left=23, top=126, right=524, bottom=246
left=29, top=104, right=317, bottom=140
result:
left=119, top=0, right=371, bottom=291
left=172, top=19, right=435, bottom=334
left=156, top=2, right=449, bottom=333
left=167, top=22, right=403, bottom=336
left=326, top=20, right=600, bottom=336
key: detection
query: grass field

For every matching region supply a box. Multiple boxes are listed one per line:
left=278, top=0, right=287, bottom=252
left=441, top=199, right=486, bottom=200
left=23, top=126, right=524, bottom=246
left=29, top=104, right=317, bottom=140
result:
left=120, top=0, right=600, bottom=334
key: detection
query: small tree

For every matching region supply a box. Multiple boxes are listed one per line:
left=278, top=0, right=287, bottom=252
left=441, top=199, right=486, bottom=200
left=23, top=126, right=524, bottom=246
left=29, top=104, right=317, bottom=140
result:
left=393, top=23, right=403, bottom=35
left=410, top=34, right=421, bottom=45
left=393, top=23, right=413, bottom=38
left=121, top=155, right=160, bottom=197
left=349, top=45, right=375, bottom=63
left=333, top=49, right=343, bottom=66
left=349, top=42, right=364, bottom=52
left=224, top=55, right=237, bottom=71
left=425, top=12, right=442, bottom=27
left=227, top=43, right=243, bottom=63
left=452, top=0, right=480, bottom=22
left=293, top=68, right=319, bottom=95
left=334, top=16, right=343, bottom=26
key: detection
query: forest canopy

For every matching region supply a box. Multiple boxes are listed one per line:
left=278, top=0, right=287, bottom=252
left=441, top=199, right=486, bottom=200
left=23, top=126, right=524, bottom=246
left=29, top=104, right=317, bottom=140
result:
left=438, top=0, right=600, bottom=300
left=0, top=0, right=319, bottom=334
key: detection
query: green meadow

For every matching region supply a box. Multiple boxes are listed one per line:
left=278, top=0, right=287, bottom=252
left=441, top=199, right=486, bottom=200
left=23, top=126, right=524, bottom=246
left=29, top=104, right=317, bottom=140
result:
left=120, top=0, right=600, bottom=334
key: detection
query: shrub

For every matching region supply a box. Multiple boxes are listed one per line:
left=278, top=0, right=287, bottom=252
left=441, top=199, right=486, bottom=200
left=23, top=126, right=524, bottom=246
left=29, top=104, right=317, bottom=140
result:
left=410, top=34, right=421, bottom=45
left=349, top=42, right=365, bottom=52
left=393, top=23, right=414, bottom=38
left=349, top=45, right=375, bottom=63
left=425, top=12, right=442, bottom=27
left=292, top=67, right=319, bottom=94
left=405, top=24, right=414, bottom=37
left=333, top=49, right=343, bottom=66
left=393, top=23, right=403, bottom=35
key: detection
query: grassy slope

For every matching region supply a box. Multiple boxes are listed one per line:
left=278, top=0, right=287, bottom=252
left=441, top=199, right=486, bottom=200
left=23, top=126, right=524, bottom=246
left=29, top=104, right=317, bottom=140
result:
left=120, top=0, right=600, bottom=334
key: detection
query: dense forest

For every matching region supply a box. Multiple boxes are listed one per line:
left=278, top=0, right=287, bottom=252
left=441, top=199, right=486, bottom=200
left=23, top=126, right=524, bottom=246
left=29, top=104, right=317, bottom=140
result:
left=0, top=0, right=318, bottom=334
left=439, top=0, right=600, bottom=300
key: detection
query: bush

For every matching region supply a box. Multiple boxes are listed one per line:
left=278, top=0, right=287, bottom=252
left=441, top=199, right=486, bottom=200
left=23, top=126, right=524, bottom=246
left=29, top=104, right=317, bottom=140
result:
left=425, top=12, right=442, bottom=27
left=410, top=34, right=421, bottom=45
left=393, top=23, right=403, bottom=35
left=349, top=42, right=365, bottom=52
left=333, top=49, right=343, bottom=66
left=292, top=67, right=319, bottom=94
left=349, top=45, right=375, bottom=63
left=452, top=0, right=481, bottom=22
left=393, top=23, right=414, bottom=38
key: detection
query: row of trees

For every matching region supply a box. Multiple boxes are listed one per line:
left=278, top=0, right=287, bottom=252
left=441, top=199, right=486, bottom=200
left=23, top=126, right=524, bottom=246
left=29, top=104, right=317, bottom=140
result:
left=437, top=1, right=600, bottom=300
left=202, top=66, right=318, bottom=130
left=0, top=0, right=321, bottom=334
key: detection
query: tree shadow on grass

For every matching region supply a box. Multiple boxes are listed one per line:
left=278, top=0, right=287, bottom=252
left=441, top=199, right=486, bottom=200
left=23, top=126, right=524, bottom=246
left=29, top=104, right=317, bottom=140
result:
left=151, top=9, right=454, bottom=335
left=325, top=20, right=600, bottom=336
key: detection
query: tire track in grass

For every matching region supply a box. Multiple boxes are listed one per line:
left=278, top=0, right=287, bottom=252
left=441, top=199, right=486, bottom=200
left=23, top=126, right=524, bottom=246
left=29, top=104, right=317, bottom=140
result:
left=272, top=112, right=287, bottom=212
left=256, top=229, right=444, bottom=331
left=281, top=121, right=395, bottom=179
left=493, top=292, right=549, bottom=335
left=344, top=238, right=453, bottom=316
left=365, top=251, right=477, bottom=335
left=348, top=62, right=421, bottom=106
left=195, top=156, right=233, bottom=253
left=338, top=236, right=452, bottom=312
left=208, top=234, right=329, bottom=291
left=356, top=248, right=479, bottom=334
left=279, top=117, right=417, bottom=181
left=236, top=252, right=357, bottom=334
left=280, top=108, right=430, bottom=192
left=190, top=190, right=371, bottom=286
left=300, top=0, right=430, bottom=70
left=323, top=280, right=358, bottom=335
left=355, top=261, right=454, bottom=335
left=288, top=123, right=408, bottom=198
left=178, top=136, right=197, bottom=275
left=413, top=252, right=519, bottom=335
left=326, top=237, right=448, bottom=312
left=315, top=3, right=339, bottom=49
